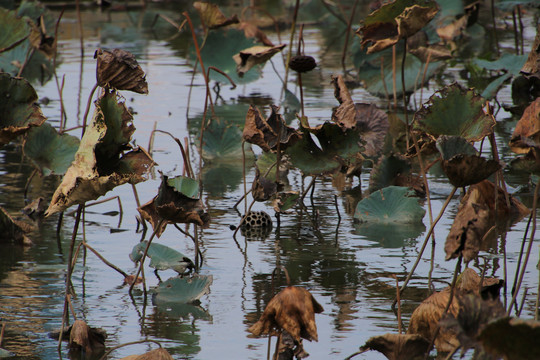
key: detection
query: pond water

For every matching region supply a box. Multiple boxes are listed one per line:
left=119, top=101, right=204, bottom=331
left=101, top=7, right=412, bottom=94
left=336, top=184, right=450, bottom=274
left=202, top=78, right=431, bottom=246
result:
left=0, top=1, right=539, bottom=359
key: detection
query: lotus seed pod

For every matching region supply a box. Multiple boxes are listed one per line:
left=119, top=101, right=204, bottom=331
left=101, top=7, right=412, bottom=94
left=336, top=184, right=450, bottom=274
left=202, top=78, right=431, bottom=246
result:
left=289, top=55, right=317, bottom=73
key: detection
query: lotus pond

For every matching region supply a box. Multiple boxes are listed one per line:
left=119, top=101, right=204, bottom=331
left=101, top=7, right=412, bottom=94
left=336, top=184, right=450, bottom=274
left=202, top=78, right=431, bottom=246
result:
left=0, top=0, right=539, bottom=359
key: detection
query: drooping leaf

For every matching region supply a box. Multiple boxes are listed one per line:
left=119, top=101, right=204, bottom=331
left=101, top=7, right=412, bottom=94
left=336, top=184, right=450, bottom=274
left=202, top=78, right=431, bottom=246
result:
left=445, top=180, right=529, bottom=262
left=67, top=320, right=106, bottom=355
left=356, top=0, right=439, bottom=54
left=478, top=317, right=540, bottom=360
left=23, top=122, right=80, bottom=176
left=435, top=135, right=501, bottom=187
left=414, top=83, right=495, bottom=141
left=233, top=44, right=285, bottom=77
left=94, top=48, right=148, bottom=94
left=153, top=274, right=213, bottom=304
left=193, top=2, right=239, bottom=30
left=509, top=97, right=540, bottom=154
left=45, top=92, right=154, bottom=215
left=130, top=241, right=194, bottom=275
left=248, top=286, right=324, bottom=342
left=354, top=186, right=425, bottom=224
left=28, top=17, right=55, bottom=59
left=251, top=168, right=277, bottom=202
left=0, top=72, right=46, bottom=146
left=0, top=8, right=30, bottom=53
left=357, top=333, right=430, bottom=360
left=243, top=105, right=301, bottom=152
left=368, top=154, right=418, bottom=194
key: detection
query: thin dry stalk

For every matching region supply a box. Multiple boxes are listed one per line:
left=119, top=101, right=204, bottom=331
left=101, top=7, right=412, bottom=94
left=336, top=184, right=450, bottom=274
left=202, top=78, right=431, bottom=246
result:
left=23, top=168, right=37, bottom=200
left=341, top=0, right=359, bottom=71
left=98, top=339, right=163, bottom=360
left=419, top=51, right=432, bottom=107
left=242, top=140, right=248, bottom=215
left=81, top=83, right=99, bottom=137
left=392, top=45, right=397, bottom=109
left=173, top=224, right=203, bottom=269
left=83, top=242, right=130, bottom=279
left=401, top=38, right=409, bottom=148
left=283, top=0, right=301, bottom=89
left=151, top=129, right=193, bottom=178
left=392, top=274, right=402, bottom=334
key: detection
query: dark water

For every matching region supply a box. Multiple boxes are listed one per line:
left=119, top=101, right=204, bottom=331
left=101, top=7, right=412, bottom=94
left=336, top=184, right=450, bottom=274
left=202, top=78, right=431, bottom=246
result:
left=0, top=2, right=538, bottom=359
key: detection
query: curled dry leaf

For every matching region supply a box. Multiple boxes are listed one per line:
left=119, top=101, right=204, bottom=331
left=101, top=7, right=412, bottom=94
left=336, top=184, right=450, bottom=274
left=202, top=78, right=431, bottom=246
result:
left=28, top=18, right=55, bottom=58
left=21, top=197, right=47, bottom=221
left=0, top=206, right=31, bottom=245
left=509, top=97, right=540, bottom=154
left=0, top=72, right=46, bottom=147
left=237, top=21, right=274, bottom=46
left=233, top=44, right=285, bottom=77
left=356, top=0, right=439, bottom=54
left=331, top=75, right=389, bottom=156
left=478, top=317, right=540, bottom=360
left=251, top=168, right=277, bottom=202
left=445, top=180, right=529, bottom=262
left=95, top=48, right=148, bottom=94
left=243, top=105, right=301, bottom=152
left=193, top=2, right=239, bottom=30
left=119, top=348, right=174, bottom=360
left=359, top=333, right=430, bottom=360
left=68, top=320, right=106, bottom=354
left=248, top=286, right=324, bottom=342
left=520, top=24, right=540, bottom=79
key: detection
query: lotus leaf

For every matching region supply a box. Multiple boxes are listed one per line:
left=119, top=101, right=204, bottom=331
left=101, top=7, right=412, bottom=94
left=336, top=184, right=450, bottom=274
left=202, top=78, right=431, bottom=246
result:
left=118, top=348, right=174, bottom=360
left=0, top=8, right=30, bottom=53
left=0, top=206, right=30, bottom=244
left=193, top=2, right=239, bottom=30
left=0, top=41, right=52, bottom=81
left=46, top=92, right=154, bottom=215
left=130, top=241, right=194, bottom=275
left=471, top=53, right=528, bottom=99
left=202, top=120, right=253, bottom=162
left=354, top=186, right=425, bottom=224
left=153, top=274, right=213, bottom=304
left=478, top=317, right=540, bottom=360
left=357, top=333, right=430, bottom=360
left=521, top=24, right=540, bottom=79
left=189, top=103, right=250, bottom=133
left=0, top=72, right=46, bottom=146
left=272, top=191, right=299, bottom=213
left=94, top=48, right=148, bottom=94
left=68, top=320, right=106, bottom=355
left=251, top=168, right=277, bottom=202
left=509, top=97, right=540, bottom=154
left=165, top=176, right=199, bottom=200
left=356, top=0, right=438, bottom=54
left=509, top=147, right=540, bottom=175
left=23, top=122, right=79, bottom=176
left=368, top=154, right=413, bottom=193
left=414, top=83, right=495, bottom=141
left=256, top=151, right=288, bottom=181
left=445, top=180, right=529, bottom=262
left=233, top=44, right=285, bottom=77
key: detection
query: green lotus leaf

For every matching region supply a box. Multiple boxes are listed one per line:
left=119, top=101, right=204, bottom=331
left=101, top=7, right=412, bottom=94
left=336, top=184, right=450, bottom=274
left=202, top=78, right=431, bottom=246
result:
left=23, top=122, right=80, bottom=176
left=478, top=317, right=540, bottom=360
left=166, top=175, right=199, bottom=200
left=45, top=92, right=154, bottom=216
left=414, top=83, right=495, bottom=141
left=0, top=41, right=53, bottom=81
left=351, top=42, right=442, bottom=98
left=435, top=135, right=478, bottom=160
left=153, top=274, right=213, bottom=304
left=272, top=191, right=299, bottom=213
left=202, top=120, right=253, bottom=162
left=130, top=241, right=194, bottom=274
left=368, top=154, right=412, bottom=193
left=354, top=186, right=425, bottom=224
left=0, top=8, right=30, bottom=53
left=0, top=72, right=46, bottom=146
left=471, top=53, right=528, bottom=99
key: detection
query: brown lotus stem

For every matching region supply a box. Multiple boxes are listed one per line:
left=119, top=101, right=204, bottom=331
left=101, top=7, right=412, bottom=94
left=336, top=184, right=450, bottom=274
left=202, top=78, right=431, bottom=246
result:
left=151, top=129, right=193, bottom=178
left=173, top=224, right=203, bottom=269
left=81, top=83, right=99, bottom=137
left=419, top=51, right=432, bottom=107
left=392, top=45, right=397, bottom=109
left=283, top=0, right=301, bottom=89
left=83, top=242, right=130, bottom=279
left=99, top=339, right=163, bottom=360
left=402, top=38, right=409, bottom=149
left=207, top=66, right=236, bottom=90
left=393, top=274, right=402, bottom=334
left=341, top=0, right=359, bottom=71
left=271, top=266, right=291, bottom=293
left=242, top=140, right=248, bottom=216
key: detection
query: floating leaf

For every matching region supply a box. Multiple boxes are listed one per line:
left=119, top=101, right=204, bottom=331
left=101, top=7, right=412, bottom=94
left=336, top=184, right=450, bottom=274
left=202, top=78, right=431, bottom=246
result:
left=46, top=92, right=154, bottom=215
left=94, top=48, right=148, bottom=94
left=354, top=186, right=425, bottom=224
left=193, top=2, right=239, bottom=29
left=357, top=333, right=430, bottom=360
left=23, top=122, right=79, bottom=176
left=233, top=44, right=285, bottom=77
left=356, top=0, right=439, bottom=54
left=248, top=286, right=324, bottom=342
left=130, top=241, right=194, bottom=275
left=0, top=72, right=46, bottom=146
left=478, top=317, right=540, bottom=360
left=243, top=105, right=301, bottom=152
left=414, top=83, right=495, bottom=141
left=445, top=180, right=529, bottom=262
left=436, top=135, right=500, bottom=187
left=510, top=97, right=540, bottom=154
left=0, top=8, right=30, bottom=53
left=153, top=274, right=213, bottom=304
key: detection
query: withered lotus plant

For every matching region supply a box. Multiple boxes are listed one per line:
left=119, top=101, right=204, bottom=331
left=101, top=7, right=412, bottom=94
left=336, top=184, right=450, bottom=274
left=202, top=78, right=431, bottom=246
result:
left=94, top=48, right=148, bottom=94
left=248, top=285, right=324, bottom=357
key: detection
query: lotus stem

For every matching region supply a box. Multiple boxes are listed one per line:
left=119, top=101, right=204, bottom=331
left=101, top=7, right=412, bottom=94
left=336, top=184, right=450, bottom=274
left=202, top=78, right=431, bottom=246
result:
left=81, top=83, right=99, bottom=137
left=341, top=0, right=359, bottom=72
left=507, top=180, right=539, bottom=315
left=83, top=242, right=130, bottom=279
left=283, top=0, right=301, bottom=89
left=490, top=0, right=500, bottom=56
left=392, top=187, right=457, bottom=310
left=173, top=224, right=203, bottom=269
left=52, top=10, right=67, bottom=131
left=402, top=38, right=409, bottom=149
left=392, top=45, right=397, bottom=109
left=242, top=140, right=248, bottom=216
left=23, top=168, right=37, bottom=200
left=99, top=339, right=163, bottom=360
left=517, top=287, right=528, bottom=317
left=512, top=8, right=519, bottom=55
left=419, top=51, right=432, bottom=107
left=151, top=129, right=193, bottom=178
left=392, top=274, right=402, bottom=334
left=511, top=212, right=532, bottom=310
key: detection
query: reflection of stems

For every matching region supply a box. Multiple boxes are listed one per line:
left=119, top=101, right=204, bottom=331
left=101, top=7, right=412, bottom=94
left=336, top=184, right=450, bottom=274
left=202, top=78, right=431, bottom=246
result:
left=392, top=187, right=457, bottom=310
left=173, top=224, right=203, bottom=269
left=392, top=274, right=402, bottom=334
left=300, top=176, right=316, bottom=203
left=151, top=129, right=193, bottom=178
left=129, top=219, right=165, bottom=295
left=341, top=0, right=359, bottom=71
left=507, top=180, right=539, bottom=315
left=98, top=339, right=163, bottom=360
left=83, top=242, right=130, bottom=279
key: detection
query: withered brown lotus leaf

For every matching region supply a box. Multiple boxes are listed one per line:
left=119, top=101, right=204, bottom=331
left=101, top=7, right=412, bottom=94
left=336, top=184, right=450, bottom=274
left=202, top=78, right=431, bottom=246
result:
left=520, top=24, right=540, bottom=79
left=441, top=154, right=501, bottom=188
left=409, top=44, right=452, bottom=63
left=248, top=286, right=323, bottom=342
left=68, top=320, right=106, bottom=354
left=243, top=105, right=301, bottom=152
left=119, top=348, right=174, bottom=360
left=137, top=199, right=168, bottom=238
left=509, top=97, right=540, bottom=154
left=154, top=175, right=210, bottom=228
left=94, top=48, right=148, bottom=94
left=478, top=317, right=540, bottom=360
left=21, top=197, right=47, bottom=221
left=359, top=333, right=430, bottom=360
left=456, top=268, right=503, bottom=299
left=407, top=288, right=460, bottom=353
left=28, top=18, right=55, bottom=59
left=237, top=21, right=274, bottom=46
left=233, top=44, right=286, bottom=77
left=436, top=14, right=468, bottom=42
left=251, top=168, right=277, bottom=202
left=0, top=206, right=31, bottom=245
left=193, top=2, right=239, bottom=30
left=445, top=180, right=529, bottom=262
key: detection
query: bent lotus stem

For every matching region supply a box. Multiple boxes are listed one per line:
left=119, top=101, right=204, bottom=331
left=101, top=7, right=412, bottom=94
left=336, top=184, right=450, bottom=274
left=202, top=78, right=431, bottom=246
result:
left=98, top=339, right=163, bottom=360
